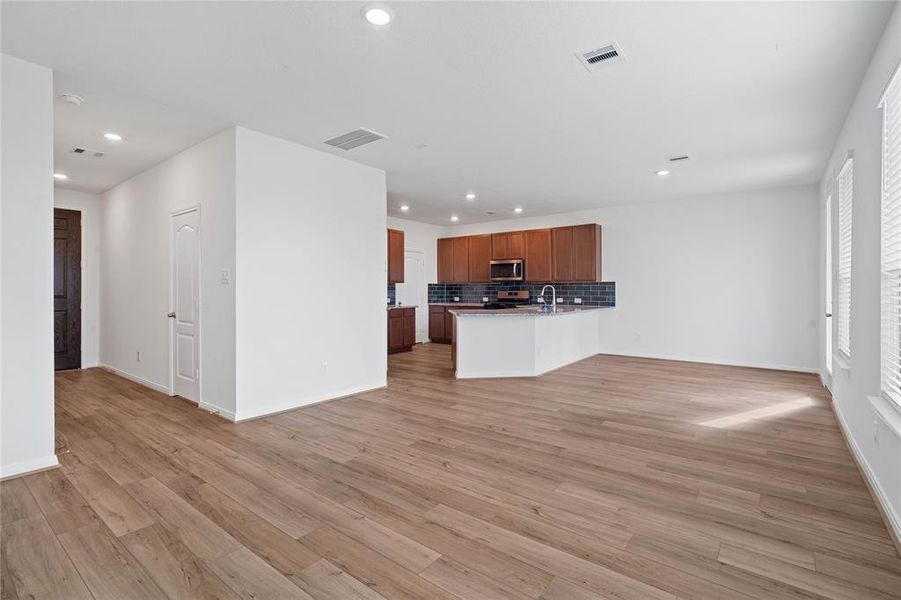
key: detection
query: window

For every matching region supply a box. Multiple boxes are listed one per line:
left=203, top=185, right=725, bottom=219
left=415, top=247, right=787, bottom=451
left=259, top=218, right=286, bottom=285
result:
left=836, top=158, right=853, bottom=359
left=880, top=67, right=901, bottom=405
left=825, top=193, right=833, bottom=374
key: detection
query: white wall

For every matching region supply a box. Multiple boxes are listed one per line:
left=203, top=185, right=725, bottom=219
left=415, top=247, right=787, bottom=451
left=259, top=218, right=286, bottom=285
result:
left=819, top=4, right=901, bottom=541
left=235, top=127, right=387, bottom=421
left=54, top=188, right=101, bottom=367
left=100, top=128, right=236, bottom=415
left=0, top=55, right=56, bottom=477
left=448, top=184, right=820, bottom=372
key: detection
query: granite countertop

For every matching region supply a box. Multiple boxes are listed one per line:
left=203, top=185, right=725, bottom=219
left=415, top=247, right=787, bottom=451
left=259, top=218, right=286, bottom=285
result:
left=387, top=304, right=418, bottom=310
left=429, top=302, right=484, bottom=307
left=449, top=306, right=611, bottom=317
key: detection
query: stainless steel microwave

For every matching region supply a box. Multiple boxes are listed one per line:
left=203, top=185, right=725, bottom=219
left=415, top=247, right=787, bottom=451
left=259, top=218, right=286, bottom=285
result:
left=490, top=259, right=524, bottom=281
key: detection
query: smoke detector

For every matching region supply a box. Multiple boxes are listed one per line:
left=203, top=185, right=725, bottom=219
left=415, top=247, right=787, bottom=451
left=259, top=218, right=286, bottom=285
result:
left=576, top=43, right=624, bottom=72
left=324, top=128, right=386, bottom=151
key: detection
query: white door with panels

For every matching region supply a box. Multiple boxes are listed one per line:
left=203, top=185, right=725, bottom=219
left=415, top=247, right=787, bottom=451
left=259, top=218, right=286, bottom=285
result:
left=170, top=208, right=200, bottom=402
left=397, top=250, right=427, bottom=342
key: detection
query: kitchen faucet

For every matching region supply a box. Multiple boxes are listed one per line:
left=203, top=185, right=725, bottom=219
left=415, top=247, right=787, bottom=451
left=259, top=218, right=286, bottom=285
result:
left=540, top=284, right=557, bottom=312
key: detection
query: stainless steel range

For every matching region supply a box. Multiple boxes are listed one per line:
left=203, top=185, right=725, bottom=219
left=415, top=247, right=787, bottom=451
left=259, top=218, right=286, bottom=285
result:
left=482, top=290, right=530, bottom=310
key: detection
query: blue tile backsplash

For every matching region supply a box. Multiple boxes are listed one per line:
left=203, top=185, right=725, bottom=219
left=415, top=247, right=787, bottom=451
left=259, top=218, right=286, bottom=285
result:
left=428, top=282, right=615, bottom=307
left=387, top=283, right=396, bottom=305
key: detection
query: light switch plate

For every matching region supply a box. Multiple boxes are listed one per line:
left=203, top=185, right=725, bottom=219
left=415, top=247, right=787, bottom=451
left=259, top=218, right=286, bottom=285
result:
left=220, top=269, right=230, bottom=284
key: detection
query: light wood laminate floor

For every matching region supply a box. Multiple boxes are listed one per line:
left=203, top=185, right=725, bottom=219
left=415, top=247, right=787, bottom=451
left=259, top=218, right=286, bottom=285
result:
left=2, top=343, right=900, bottom=599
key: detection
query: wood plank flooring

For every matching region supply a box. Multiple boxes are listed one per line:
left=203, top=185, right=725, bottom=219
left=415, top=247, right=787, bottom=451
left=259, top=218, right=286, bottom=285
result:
left=3, top=343, right=900, bottom=599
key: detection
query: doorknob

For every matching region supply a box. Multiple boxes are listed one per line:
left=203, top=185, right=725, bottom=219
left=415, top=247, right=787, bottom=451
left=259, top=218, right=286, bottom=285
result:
left=167, top=312, right=176, bottom=318
left=825, top=312, right=832, bottom=318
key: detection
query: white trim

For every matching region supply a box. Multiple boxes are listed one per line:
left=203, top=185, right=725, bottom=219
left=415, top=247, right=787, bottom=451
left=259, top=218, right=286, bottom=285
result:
left=81, top=362, right=100, bottom=369
left=833, top=350, right=851, bottom=373
left=834, top=400, right=901, bottom=551
left=98, top=363, right=172, bottom=396
left=877, top=60, right=901, bottom=108
left=0, top=454, right=59, bottom=480
left=199, top=401, right=237, bottom=422
left=598, top=350, right=818, bottom=374
left=233, top=382, right=387, bottom=422
left=870, top=394, right=901, bottom=437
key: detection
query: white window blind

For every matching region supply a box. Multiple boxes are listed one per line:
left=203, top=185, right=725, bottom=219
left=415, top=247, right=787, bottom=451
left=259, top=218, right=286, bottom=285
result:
left=836, top=157, right=853, bottom=358
left=880, top=67, right=901, bottom=405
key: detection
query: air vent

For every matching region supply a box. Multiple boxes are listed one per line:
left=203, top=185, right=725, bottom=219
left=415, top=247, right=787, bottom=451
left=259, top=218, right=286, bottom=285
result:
left=70, top=147, right=105, bottom=158
left=324, top=128, right=386, bottom=151
left=576, top=43, right=624, bottom=72
left=669, top=155, right=690, bottom=162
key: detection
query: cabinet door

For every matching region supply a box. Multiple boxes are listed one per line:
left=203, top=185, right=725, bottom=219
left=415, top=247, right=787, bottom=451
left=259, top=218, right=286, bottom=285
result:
left=437, top=238, right=454, bottom=283
left=444, top=311, right=453, bottom=337
left=525, top=229, right=552, bottom=281
left=551, top=226, right=574, bottom=282
left=403, top=310, right=415, bottom=346
left=468, top=235, right=491, bottom=282
left=572, top=224, right=601, bottom=281
left=508, top=231, right=525, bottom=259
left=429, top=306, right=445, bottom=340
left=388, top=314, right=404, bottom=350
left=452, top=237, right=470, bottom=283
left=387, top=228, right=404, bottom=283
left=491, top=233, right=508, bottom=259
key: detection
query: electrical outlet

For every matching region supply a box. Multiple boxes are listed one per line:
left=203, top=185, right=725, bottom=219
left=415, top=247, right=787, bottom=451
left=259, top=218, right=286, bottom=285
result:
left=220, top=269, right=230, bottom=284
left=574, top=297, right=582, bottom=304
left=634, top=333, right=641, bottom=343
left=557, top=297, right=564, bottom=304
left=321, top=361, right=328, bottom=374
left=453, top=296, right=460, bottom=302
left=537, top=297, right=545, bottom=303
left=482, top=297, right=489, bottom=303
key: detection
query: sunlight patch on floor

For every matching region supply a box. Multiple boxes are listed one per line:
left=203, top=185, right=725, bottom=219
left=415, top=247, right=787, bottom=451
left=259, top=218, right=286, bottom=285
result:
left=698, top=397, right=816, bottom=429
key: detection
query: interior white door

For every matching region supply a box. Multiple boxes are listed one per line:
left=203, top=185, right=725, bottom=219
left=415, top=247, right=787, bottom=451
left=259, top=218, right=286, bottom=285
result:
left=171, top=208, right=200, bottom=402
left=397, top=250, right=427, bottom=342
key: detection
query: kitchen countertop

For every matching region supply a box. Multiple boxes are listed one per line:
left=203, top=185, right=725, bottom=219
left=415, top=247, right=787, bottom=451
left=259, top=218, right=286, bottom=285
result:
left=428, top=302, right=484, bottom=307
left=449, top=306, right=610, bottom=317
left=387, top=304, right=418, bottom=310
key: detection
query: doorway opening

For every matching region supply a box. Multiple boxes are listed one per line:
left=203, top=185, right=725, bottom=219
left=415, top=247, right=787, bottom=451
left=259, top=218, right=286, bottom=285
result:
left=397, top=249, right=427, bottom=343
left=54, top=208, right=81, bottom=371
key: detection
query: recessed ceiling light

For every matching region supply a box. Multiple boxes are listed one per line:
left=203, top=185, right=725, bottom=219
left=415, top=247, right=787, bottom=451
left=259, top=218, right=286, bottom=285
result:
left=450, top=215, right=459, bottom=222
left=514, top=207, right=523, bottom=213
left=363, top=5, right=392, bottom=25
left=53, top=172, right=68, bottom=180
left=400, top=204, right=409, bottom=211
left=103, top=132, right=123, bottom=141
left=656, top=170, right=670, bottom=176
left=465, top=193, right=476, bottom=200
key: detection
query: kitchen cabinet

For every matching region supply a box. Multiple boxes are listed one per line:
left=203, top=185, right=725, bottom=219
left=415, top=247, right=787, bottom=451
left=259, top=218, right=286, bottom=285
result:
left=551, top=226, right=574, bottom=282
left=388, top=307, right=415, bottom=353
left=572, top=224, right=601, bottom=281
left=437, top=238, right=454, bottom=283
left=452, top=237, right=469, bottom=283
left=429, top=306, right=446, bottom=341
left=468, top=235, right=491, bottom=282
left=490, top=231, right=524, bottom=260
left=525, top=229, right=552, bottom=281
left=387, top=228, right=404, bottom=283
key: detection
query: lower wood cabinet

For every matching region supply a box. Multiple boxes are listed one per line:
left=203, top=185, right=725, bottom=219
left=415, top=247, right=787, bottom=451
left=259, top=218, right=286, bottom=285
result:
left=429, top=305, right=453, bottom=344
left=388, top=307, right=416, bottom=354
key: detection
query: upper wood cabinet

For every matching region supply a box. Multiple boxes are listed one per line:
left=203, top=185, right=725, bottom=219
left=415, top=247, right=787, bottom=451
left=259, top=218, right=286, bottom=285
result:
left=438, top=236, right=471, bottom=283
left=452, top=237, right=470, bottom=283
left=572, top=224, right=601, bottom=281
left=468, top=235, right=492, bottom=282
left=438, top=224, right=600, bottom=284
left=524, top=229, right=552, bottom=282
left=387, top=228, right=404, bottom=283
left=491, top=231, right=525, bottom=260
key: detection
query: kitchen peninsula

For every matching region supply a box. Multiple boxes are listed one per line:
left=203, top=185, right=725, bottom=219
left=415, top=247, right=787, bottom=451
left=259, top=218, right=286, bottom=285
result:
left=451, top=305, right=607, bottom=378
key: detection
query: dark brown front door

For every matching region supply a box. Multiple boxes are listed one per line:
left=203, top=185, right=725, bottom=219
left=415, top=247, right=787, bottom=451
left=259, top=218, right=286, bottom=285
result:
left=54, top=208, right=81, bottom=371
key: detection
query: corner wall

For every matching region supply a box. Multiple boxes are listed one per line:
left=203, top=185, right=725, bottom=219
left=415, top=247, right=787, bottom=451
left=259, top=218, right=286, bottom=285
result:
left=54, top=188, right=101, bottom=367
left=446, top=184, right=820, bottom=373
left=234, top=127, right=387, bottom=420
left=819, top=4, right=901, bottom=542
left=100, top=128, right=236, bottom=415
left=1, top=54, right=56, bottom=477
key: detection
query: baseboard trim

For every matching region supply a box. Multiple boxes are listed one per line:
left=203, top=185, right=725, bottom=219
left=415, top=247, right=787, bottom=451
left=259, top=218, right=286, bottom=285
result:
left=199, top=401, right=238, bottom=422
left=597, top=350, right=818, bottom=374
left=832, top=400, right=901, bottom=557
left=233, top=382, right=388, bottom=423
left=0, top=455, right=59, bottom=481
left=99, top=363, right=171, bottom=395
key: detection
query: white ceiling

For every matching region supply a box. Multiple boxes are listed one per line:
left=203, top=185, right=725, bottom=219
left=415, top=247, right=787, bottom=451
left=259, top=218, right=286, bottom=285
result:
left=2, top=1, right=894, bottom=225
